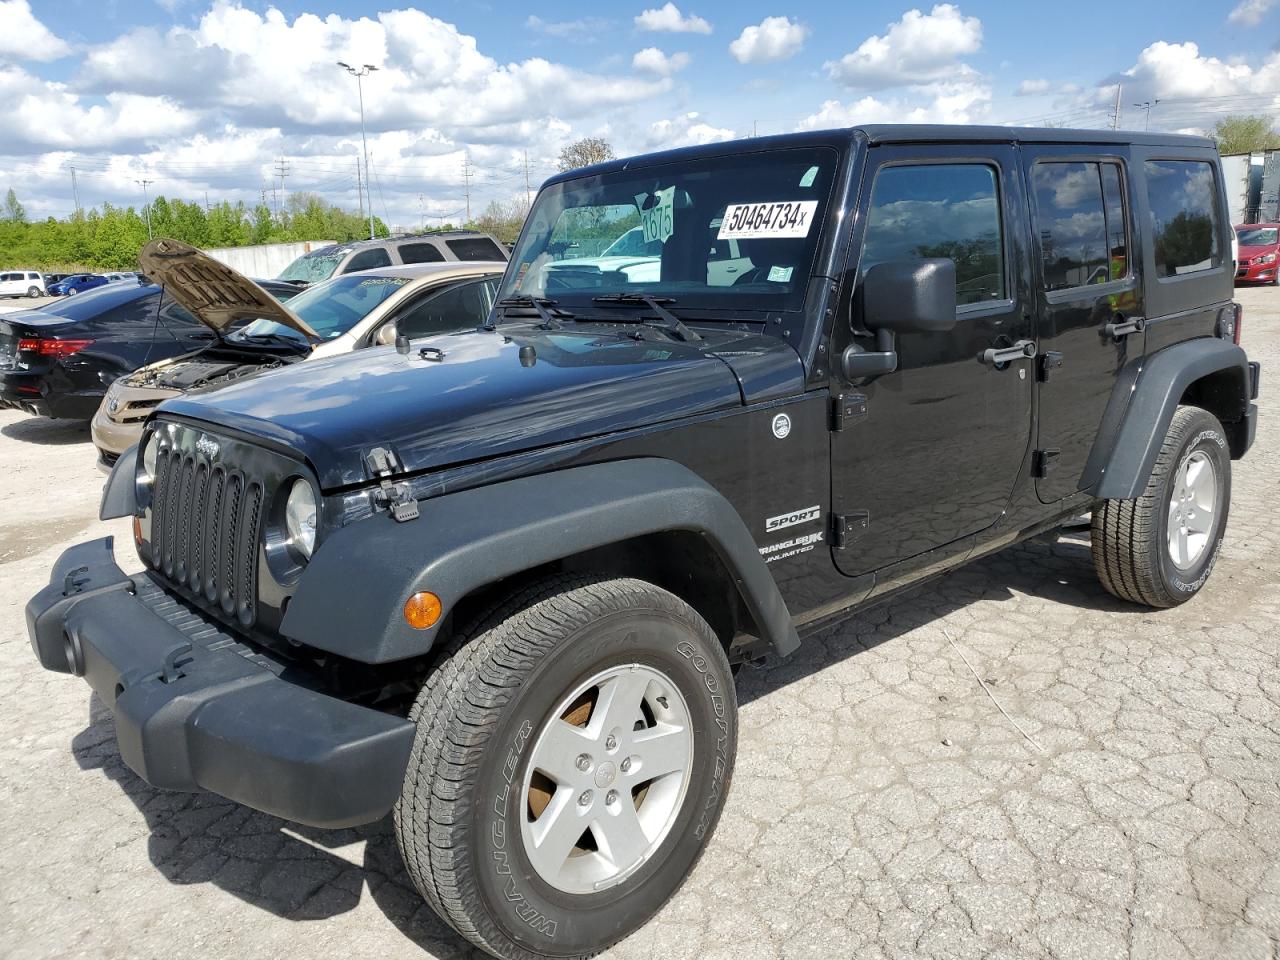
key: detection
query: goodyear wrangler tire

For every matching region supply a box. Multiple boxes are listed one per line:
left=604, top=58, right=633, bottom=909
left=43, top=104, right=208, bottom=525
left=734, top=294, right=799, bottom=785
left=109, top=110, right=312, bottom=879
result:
left=394, top=575, right=737, bottom=960
left=1091, top=405, right=1231, bottom=608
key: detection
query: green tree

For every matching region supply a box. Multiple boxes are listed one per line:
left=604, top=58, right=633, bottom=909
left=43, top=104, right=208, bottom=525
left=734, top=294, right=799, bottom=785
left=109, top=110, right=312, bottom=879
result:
left=3, top=188, right=26, bottom=223
left=1212, top=115, right=1280, bottom=156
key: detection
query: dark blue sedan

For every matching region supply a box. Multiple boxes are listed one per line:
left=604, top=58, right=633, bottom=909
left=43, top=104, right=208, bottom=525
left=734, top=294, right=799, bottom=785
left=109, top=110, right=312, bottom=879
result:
left=47, top=273, right=109, bottom=296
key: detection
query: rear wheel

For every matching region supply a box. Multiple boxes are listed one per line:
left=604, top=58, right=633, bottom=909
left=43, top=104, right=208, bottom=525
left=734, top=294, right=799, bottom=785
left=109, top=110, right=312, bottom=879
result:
left=1091, top=405, right=1231, bottom=607
left=26, top=286, right=40, bottom=298
left=395, top=575, right=737, bottom=960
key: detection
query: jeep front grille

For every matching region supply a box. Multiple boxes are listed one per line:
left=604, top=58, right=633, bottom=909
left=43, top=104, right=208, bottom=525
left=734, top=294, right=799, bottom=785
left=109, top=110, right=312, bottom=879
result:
left=151, top=438, right=264, bottom=628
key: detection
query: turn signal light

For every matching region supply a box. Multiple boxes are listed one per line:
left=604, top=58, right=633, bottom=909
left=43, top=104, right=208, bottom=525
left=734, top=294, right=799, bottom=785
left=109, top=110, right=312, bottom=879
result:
left=16, top=337, right=94, bottom=358
left=403, top=591, right=442, bottom=630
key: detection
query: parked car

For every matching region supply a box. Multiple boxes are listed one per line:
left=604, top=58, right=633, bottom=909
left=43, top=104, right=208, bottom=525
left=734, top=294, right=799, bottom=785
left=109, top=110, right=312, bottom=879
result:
left=1235, top=223, right=1279, bottom=284
left=103, top=271, right=141, bottom=284
left=42, top=273, right=67, bottom=287
left=0, top=270, right=46, bottom=298
left=47, top=273, right=108, bottom=296
left=91, top=239, right=504, bottom=465
left=29, top=126, right=1260, bottom=960
left=547, top=223, right=753, bottom=286
left=0, top=276, right=298, bottom=420
left=277, top=230, right=508, bottom=286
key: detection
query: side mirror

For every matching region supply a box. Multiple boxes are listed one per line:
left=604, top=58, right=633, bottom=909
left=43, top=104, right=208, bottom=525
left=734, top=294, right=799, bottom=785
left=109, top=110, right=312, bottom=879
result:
left=375, top=323, right=398, bottom=347
left=863, top=258, right=957, bottom=334
left=841, top=258, right=957, bottom=381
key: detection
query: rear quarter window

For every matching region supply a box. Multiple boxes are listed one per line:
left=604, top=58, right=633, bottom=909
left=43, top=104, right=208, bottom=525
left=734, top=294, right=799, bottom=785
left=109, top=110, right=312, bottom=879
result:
left=1145, top=160, right=1221, bottom=278
left=398, top=242, right=446, bottom=264
left=446, top=237, right=506, bottom=261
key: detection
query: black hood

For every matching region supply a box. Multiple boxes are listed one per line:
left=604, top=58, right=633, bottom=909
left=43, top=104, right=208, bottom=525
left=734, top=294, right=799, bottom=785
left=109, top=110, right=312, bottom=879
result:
left=158, top=325, right=804, bottom=489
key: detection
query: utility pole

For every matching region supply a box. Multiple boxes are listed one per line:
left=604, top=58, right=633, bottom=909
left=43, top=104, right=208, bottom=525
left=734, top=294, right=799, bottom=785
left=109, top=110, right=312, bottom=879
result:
left=418, top=193, right=427, bottom=231
left=69, top=165, right=81, bottom=215
left=1109, top=84, right=1123, bottom=130
left=523, top=149, right=531, bottom=212
left=462, top=152, right=473, bottom=224
left=337, top=61, right=379, bottom=239
left=275, top=158, right=289, bottom=220
left=1133, top=99, right=1159, bottom=131
left=136, top=179, right=154, bottom=239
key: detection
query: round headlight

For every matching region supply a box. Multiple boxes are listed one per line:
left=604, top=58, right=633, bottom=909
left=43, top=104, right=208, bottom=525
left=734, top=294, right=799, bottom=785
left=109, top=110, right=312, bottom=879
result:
left=140, top=435, right=158, bottom=482
left=285, top=479, right=318, bottom=560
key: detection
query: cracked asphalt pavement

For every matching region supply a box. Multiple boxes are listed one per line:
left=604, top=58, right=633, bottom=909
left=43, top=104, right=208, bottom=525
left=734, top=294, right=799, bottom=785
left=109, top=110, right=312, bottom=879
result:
left=1, top=287, right=1277, bottom=960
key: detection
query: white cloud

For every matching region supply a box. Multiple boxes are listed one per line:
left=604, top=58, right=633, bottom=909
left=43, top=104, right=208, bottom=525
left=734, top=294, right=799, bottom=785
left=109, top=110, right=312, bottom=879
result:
left=634, top=3, right=711, bottom=34
left=632, top=47, right=691, bottom=77
left=728, top=16, right=807, bottom=65
left=1228, top=0, right=1277, bottom=25
left=797, top=79, right=992, bottom=129
left=1016, top=78, right=1050, bottom=96
left=525, top=15, right=612, bottom=41
left=645, top=112, right=735, bottom=148
left=0, top=0, right=71, bottom=62
left=826, top=4, right=982, bottom=89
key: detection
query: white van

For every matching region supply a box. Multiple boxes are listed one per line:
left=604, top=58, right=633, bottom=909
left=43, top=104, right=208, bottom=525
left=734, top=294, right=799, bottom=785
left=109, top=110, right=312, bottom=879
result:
left=0, top=271, right=45, bottom=298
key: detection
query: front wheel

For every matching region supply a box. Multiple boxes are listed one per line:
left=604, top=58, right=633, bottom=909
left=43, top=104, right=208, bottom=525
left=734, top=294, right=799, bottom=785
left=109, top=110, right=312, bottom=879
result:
left=66, top=287, right=77, bottom=295
left=1091, top=405, right=1231, bottom=607
left=395, top=575, right=737, bottom=960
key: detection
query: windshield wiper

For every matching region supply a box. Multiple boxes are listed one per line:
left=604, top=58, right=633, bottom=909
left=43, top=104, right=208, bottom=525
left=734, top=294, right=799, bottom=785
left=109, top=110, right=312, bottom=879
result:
left=232, top=332, right=310, bottom=348
left=590, top=294, right=702, bottom=342
left=497, top=295, right=574, bottom=330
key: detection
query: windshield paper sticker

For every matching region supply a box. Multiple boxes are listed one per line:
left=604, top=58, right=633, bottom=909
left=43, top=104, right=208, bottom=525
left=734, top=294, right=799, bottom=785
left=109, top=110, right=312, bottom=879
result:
left=718, top=200, right=818, bottom=240
left=637, top=187, right=675, bottom=245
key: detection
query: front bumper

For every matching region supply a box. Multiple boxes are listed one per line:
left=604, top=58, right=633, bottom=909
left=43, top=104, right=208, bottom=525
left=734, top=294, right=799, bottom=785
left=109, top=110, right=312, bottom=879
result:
left=27, top=538, right=416, bottom=828
left=1236, top=262, right=1277, bottom=282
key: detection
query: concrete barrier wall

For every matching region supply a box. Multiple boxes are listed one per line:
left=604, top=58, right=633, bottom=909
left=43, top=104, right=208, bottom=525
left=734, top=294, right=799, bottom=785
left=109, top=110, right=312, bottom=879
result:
left=203, top=241, right=334, bottom=279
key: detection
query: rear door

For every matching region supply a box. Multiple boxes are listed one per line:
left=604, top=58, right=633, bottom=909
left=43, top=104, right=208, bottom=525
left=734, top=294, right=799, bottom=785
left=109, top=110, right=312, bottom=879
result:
left=1023, top=148, right=1144, bottom=502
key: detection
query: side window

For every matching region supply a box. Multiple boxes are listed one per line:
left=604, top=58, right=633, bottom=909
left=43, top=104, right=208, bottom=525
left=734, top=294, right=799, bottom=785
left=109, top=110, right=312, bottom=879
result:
left=1032, top=161, right=1126, bottom=291
left=393, top=279, right=490, bottom=339
left=446, top=237, right=505, bottom=261
left=1145, top=160, right=1221, bottom=278
left=343, top=248, right=392, bottom=273
left=398, top=242, right=445, bottom=264
left=861, top=163, right=1005, bottom=306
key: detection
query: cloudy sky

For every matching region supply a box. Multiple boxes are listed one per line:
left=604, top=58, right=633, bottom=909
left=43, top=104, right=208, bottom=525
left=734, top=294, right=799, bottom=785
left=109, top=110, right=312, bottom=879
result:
left=1, top=0, right=1278, bottom=230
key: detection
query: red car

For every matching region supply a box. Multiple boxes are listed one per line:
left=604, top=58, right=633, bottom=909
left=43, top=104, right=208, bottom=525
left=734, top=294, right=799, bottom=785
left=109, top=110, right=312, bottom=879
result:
left=1235, top=223, right=1279, bottom=285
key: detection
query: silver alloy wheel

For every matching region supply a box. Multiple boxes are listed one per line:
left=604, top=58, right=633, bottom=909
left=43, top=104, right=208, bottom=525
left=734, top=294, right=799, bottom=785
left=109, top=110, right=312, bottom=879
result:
left=1167, top=450, right=1217, bottom=570
left=520, top=663, right=693, bottom=895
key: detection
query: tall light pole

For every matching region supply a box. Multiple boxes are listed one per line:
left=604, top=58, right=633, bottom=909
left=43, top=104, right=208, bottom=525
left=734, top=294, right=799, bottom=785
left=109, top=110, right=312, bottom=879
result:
left=136, top=178, right=154, bottom=239
left=337, top=61, right=378, bottom=240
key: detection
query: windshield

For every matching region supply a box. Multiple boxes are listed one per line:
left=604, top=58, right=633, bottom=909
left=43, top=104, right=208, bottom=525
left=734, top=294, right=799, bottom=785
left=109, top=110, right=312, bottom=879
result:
left=278, top=249, right=347, bottom=283
left=231, top=273, right=411, bottom=343
left=499, top=146, right=838, bottom=313
left=1237, top=227, right=1278, bottom=246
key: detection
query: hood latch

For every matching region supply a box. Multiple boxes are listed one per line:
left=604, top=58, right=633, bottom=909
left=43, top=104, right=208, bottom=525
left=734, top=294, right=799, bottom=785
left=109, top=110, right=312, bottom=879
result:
left=365, top=446, right=419, bottom=523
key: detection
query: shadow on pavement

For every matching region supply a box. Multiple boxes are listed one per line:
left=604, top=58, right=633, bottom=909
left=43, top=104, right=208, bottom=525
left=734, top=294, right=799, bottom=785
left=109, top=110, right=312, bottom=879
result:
left=64, top=526, right=1134, bottom=953
left=70, top=696, right=479, bottom=958
left=2, top=416, right=90, bottom=445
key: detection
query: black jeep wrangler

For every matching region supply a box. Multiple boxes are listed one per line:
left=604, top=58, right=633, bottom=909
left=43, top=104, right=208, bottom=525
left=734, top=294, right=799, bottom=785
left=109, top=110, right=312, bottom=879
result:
left=29, top=126, right=1259, bottom=959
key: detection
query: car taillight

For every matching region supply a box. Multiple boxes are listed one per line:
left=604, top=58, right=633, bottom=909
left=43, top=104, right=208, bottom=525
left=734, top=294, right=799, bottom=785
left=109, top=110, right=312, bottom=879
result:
left=16, top=337, right=94, bottom=358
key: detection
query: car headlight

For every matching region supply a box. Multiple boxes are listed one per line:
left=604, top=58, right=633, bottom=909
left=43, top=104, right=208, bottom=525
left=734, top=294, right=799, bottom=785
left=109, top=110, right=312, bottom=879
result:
left=1261, top=253, right=1277, bottom=264
left=285, top=479, right=318, bottom=560
left=140, top=434, right=158, bottom=483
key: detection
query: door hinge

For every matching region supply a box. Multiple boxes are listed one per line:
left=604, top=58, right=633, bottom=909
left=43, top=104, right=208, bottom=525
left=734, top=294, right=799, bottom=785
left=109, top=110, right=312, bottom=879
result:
left=831, top=393, right=868, bottom=432
left=1036, top=351, right=1064, bottom=382
left=1032, top=448, right=1061, bottom=478
left=833, top=511, right=869, bottom=548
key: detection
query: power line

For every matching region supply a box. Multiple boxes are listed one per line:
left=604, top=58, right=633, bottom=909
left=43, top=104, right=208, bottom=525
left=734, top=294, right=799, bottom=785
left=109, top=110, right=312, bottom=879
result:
left=462, top=152, right=473, bottom=223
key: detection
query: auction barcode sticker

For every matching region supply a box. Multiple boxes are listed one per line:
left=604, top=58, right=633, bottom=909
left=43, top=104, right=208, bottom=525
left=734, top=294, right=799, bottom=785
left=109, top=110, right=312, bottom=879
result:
left=717, top=200, right=818, bottom=240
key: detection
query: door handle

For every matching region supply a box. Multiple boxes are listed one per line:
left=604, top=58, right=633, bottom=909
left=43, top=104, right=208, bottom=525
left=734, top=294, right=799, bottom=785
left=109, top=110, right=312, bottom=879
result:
left=978, top=339, right=1036, bottom=367
left=1104, top=314, right=1145, bottom=338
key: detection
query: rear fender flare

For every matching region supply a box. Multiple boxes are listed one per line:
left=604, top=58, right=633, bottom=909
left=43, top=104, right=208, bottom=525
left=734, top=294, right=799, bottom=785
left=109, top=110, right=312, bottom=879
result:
left=281, top=458, right=800, bottom=664
left=1095, top=338, right=1250, bottom=501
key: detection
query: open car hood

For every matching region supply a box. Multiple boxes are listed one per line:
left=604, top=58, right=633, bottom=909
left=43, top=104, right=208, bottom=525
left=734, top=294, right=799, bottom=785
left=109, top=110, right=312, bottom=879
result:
left=138, top=238, right=318, bottom=338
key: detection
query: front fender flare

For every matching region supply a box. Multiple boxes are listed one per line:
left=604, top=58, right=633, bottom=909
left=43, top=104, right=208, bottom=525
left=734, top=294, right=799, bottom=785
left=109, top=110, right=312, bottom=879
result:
left=1095, top=338, right=1250, bottom=501
left=281, top=458, right=799, bottom=664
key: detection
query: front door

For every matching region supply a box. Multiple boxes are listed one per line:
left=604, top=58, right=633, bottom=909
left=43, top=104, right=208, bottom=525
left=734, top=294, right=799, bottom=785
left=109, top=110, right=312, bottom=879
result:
left=831, top=145, right=1034, bottom=578
left=1022, top=149, right=1144, bottom=501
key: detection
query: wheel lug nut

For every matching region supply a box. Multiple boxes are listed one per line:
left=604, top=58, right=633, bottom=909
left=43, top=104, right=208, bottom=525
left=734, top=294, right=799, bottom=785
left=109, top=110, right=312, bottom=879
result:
left=576, top=754, right=591, bottom=772
left=578, top=790, right=592, bottom=807
left=620, top=758, right=632, bottom=773
left=606, top=790, right=618, bottom=806
left=605, top=735, right=617, bottom=751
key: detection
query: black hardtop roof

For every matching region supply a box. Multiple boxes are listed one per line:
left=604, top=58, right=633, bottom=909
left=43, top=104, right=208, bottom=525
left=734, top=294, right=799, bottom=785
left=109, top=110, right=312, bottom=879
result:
left=544, top=124, right=1217, bottom=185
